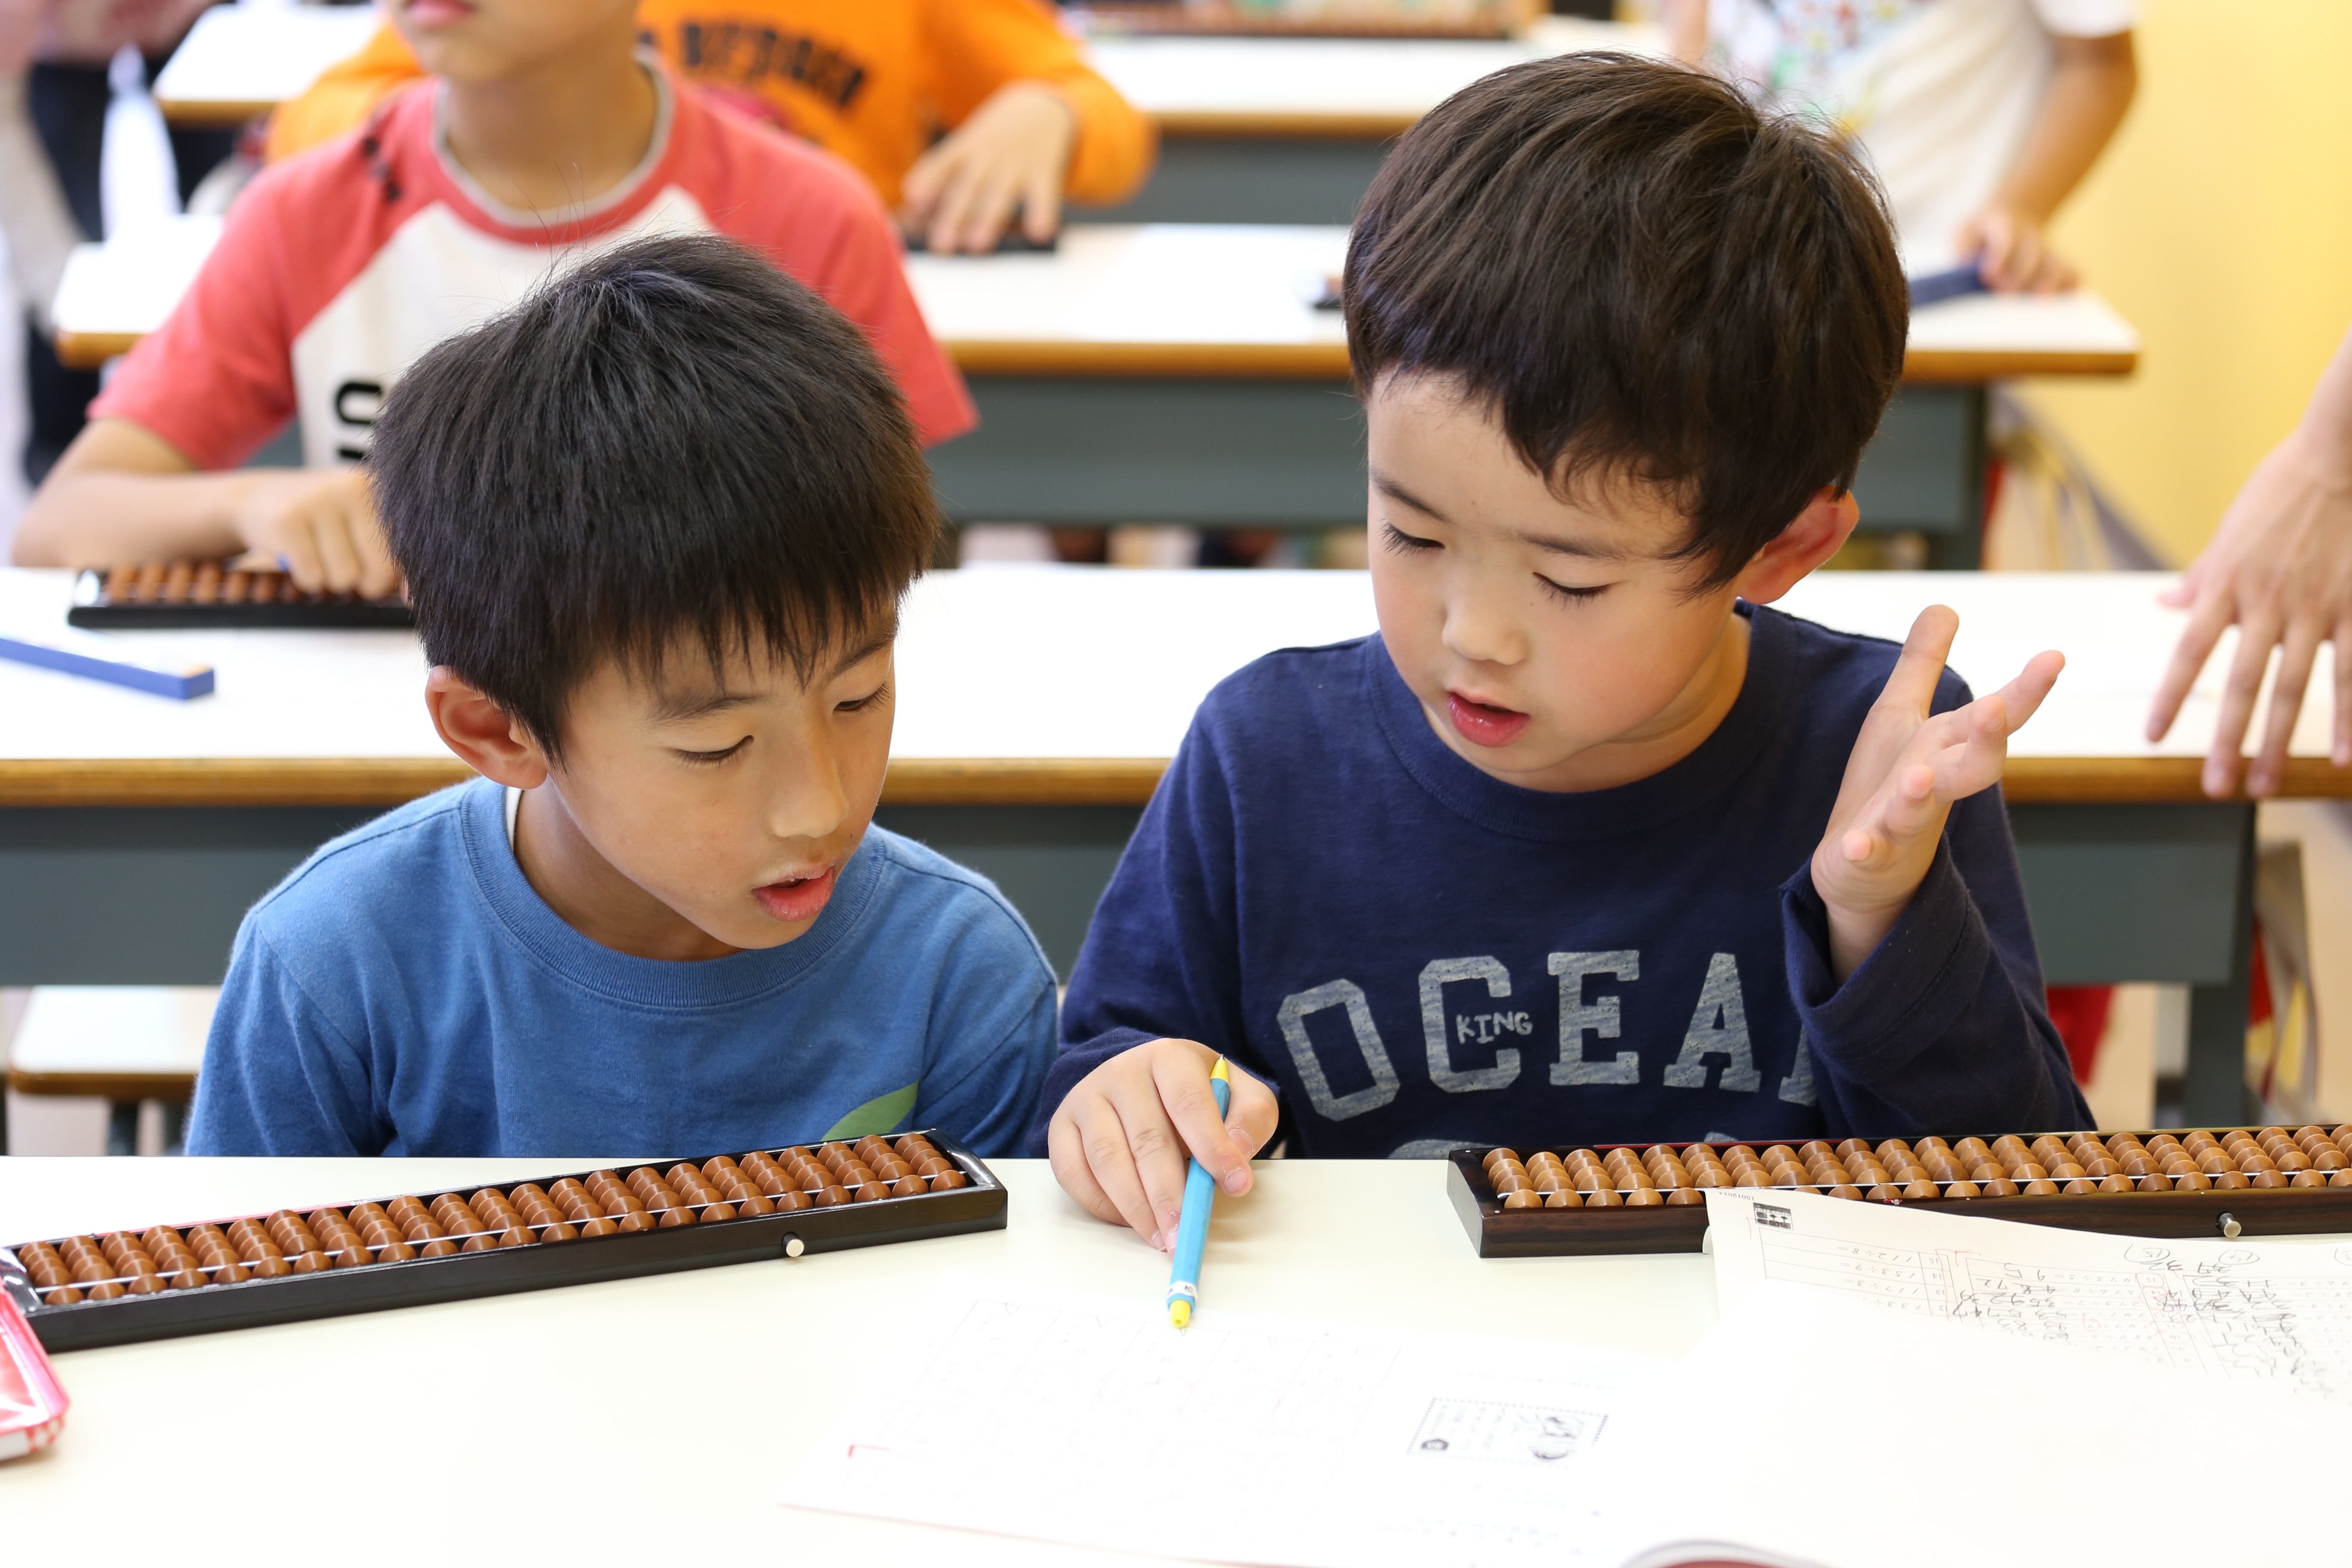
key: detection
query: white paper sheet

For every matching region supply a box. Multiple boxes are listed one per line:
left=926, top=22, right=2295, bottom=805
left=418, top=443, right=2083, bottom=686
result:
left=1588, top=1281, right=2341, bottom=1568
left=779, top=1272, right=1666, bottom=1568
left=1707, top=1185, right=2352, bottom=1400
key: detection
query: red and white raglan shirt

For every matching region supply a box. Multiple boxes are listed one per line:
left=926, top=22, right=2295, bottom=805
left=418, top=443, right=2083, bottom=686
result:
left=92, top=60, right=974, bottom=468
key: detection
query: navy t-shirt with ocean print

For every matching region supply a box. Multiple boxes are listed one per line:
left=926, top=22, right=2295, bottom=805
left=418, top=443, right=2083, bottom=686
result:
left=1032, top=605, right=2088, bottom=1157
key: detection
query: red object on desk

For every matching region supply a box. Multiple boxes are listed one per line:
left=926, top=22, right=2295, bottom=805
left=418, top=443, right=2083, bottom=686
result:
left=0, top=1287, right=69, bottom=1461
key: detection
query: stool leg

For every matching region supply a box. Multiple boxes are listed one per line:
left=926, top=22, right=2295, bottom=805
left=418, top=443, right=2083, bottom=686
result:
left=106, top=1099, right=139, bottom=1156
left=159, top=1099, right=187, bottom=1156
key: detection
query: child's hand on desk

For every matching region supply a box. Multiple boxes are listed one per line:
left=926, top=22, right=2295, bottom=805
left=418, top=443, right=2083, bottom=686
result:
left=900, top=82, right=1076, bottom=254
left=1952, top=205, right=2078, bottom=294
left=1047, top=1037, right=1279, bottom=1250
left=1810, top=606, right=2063, bottom=980
left=233, top=468, right=398, bottom=598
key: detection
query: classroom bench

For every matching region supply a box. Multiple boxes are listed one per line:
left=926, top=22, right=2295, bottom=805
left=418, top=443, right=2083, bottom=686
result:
left=0, top=1154, right=1715, bottom=1559
left=52, top=220, right=2140, bottom=564
left=0, top=567, right=2321, bottom=1127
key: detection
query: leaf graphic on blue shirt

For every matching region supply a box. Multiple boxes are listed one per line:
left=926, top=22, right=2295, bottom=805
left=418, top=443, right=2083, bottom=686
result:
left=823, top=1082, right=920, bottom=1141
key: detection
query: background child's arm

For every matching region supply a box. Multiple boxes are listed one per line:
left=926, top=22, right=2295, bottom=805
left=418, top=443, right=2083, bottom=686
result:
left=1952, top=28, right=2137, bottom=292
left=902, top=0, right=1155, bottom=252
left=2148, top=318, right=2352, bottom=798
left=12, top=418, right=392, bottom=594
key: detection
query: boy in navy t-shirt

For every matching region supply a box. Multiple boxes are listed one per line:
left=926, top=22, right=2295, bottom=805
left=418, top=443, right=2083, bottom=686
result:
left=188, top=235, right=1055, bottom=1158
left=1032, top=55, right=2089, bottom=1249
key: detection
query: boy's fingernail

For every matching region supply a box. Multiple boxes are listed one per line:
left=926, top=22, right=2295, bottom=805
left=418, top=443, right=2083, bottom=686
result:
left=1223, top=1169, right=1249, bottom=1194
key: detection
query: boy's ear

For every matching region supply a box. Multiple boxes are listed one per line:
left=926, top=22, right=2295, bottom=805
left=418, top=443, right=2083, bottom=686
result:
left=1733, top=487, right=1861, bottom=604
left=424, top=666, right=551, bottom=789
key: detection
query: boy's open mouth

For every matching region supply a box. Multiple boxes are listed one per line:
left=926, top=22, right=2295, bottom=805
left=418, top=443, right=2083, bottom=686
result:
left=1446, top=690, right=1531, bottom=748
left=753, top=865, right=838, bottom=923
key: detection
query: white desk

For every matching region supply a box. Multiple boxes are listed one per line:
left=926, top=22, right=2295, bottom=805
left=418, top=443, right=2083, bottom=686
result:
left=0, top=1156, right=1715, bottom=1559
left=144, top=10, right=1657, bottom=138
left=150, top=3, right=383, bottom=128
left=59, top=217, right=2138, bottom=380
left=1086, top=20, right=1665, bottom=138
left=0, top=567, right=2306, bottom=787
left=0, top=565, right=2317, bottom=1124
left=52, top=216, right=2133, bottom=552
left=144, top=8, right=1654, bottom=222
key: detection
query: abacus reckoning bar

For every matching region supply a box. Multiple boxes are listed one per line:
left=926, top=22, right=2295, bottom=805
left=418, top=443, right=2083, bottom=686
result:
left=68, top=562, right=414, bottom=629
left=1449, top=1126, right=2352, bottom=1258
left=0, top=1132, right=1001, bottom=1352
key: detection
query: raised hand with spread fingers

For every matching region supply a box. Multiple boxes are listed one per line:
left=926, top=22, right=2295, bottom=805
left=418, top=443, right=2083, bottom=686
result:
left=1811, top=606, right=2064, bottom=981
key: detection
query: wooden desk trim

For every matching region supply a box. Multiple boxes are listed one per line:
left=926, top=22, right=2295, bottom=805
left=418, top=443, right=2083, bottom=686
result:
left=0, top=753, right=2343, bottom=808
left=7, top=1068, right=195, bottom=1099
left=947, top=339, right=1353, bottom=380
left=1903, top=347, right=2139, bottom=382
left=949, top=340, right=2138, bottom=382
left=54, top=330, right=139, bottom=371
left=152, top=96, right=272, bottom=128
left=63, top=337, right=2140, bottom=384
left=1151, top=110, right=1419, bottom=139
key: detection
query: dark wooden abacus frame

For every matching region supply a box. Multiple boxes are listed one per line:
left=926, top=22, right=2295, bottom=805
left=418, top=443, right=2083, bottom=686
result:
left=0, top=1132, right=1004, bottom=1352
left=68, top=566, right=414, bottom=630
left=1448, top=1133, right=2352, bottom=1259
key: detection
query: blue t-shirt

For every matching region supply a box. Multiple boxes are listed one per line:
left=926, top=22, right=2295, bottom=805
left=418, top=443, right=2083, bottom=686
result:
left=190, top=779, right=1058, bottom=1158
left=1032, top=606, right=2089, bottom=1158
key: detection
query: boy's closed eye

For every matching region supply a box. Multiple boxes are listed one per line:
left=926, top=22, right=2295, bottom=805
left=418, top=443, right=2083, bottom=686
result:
left=1535, top=576, right=1609, bottom=606
left=837, top=680, right=891, bottom=714
left=1380, top=520, right=1440, bottom=554
left=676, top=737, right=750, bottom=767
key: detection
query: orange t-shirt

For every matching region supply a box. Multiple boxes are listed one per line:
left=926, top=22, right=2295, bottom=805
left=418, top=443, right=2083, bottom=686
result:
left=266, top=0, right=1155, bottom=209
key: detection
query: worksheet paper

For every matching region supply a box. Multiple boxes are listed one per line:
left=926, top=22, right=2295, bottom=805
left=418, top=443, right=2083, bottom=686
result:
left=779, top=1271, right=1666, bottom=1568
left=1706, top=1184, right=2352, bottom=1400
left=1584, top=1281, right=2341, bottom=1568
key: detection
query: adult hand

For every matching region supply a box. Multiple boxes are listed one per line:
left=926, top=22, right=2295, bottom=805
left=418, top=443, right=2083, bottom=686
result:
left=1045, top=1036, right=1280, bottom=1249
left=2147, top=427, right=2352, bottom=796
left=232, top=467, right=398, bottom=597
left=900, top=81, right=1076, bottom=254
left=1951, top=205, right=2079, bottom=294
left=1812, top=606, right=2063, bottom=979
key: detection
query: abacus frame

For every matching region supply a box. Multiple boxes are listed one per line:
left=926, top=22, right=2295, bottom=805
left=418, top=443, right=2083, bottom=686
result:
left=1448, top=1131, right=2352, bottom=1258
left=68, top=565, right=415, bottom=630
left=0, top=1131, right=1004, bottom=1352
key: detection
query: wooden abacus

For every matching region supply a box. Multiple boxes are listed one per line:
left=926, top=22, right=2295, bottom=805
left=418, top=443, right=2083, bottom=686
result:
left=69, top=562, right=413, bottom=629
left=0, top=1132, right=1000, bottom=1351
left=1450, top=1125, right=2352, bottom=1257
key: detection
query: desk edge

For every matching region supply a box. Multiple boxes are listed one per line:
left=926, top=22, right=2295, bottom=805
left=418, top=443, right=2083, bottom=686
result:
left=0, top=755, right=2345, bottom=807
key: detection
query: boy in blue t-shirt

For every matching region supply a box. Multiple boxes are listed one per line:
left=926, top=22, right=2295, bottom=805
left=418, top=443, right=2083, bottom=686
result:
left=189, top=234, right=1056, bottom=1158
left=1033, top=55, right=2091, bottom=1249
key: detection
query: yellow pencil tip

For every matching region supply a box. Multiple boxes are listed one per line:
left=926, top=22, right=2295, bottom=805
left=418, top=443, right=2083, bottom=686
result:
left=1170, top=1300, right=1191, bottom=1328
left=1210, top=1058, right=1230, bottom=1083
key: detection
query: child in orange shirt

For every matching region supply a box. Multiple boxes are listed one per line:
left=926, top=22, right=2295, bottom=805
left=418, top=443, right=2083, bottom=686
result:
left=268, top=0, right=1155, bottom=254
left=11, top=0, right=971, bottom=593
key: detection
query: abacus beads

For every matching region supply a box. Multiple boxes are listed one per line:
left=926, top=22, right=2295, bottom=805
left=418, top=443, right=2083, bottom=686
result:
left=1480, top=1125, right=2352, bottom=1208
left=19, top=1136, right=971, bottom=1307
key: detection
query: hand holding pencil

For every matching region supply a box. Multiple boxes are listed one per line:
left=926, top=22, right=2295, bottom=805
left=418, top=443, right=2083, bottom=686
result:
left=1167, top=1058, right=1233, bottom=1329
left=1044, top=1038, right=1279, bottom=1246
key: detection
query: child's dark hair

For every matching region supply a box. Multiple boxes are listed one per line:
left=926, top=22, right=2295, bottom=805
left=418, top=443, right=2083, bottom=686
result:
left=1345, top=54, right=1907, bottom=588
left=371, top=232, right=939, bottom=758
